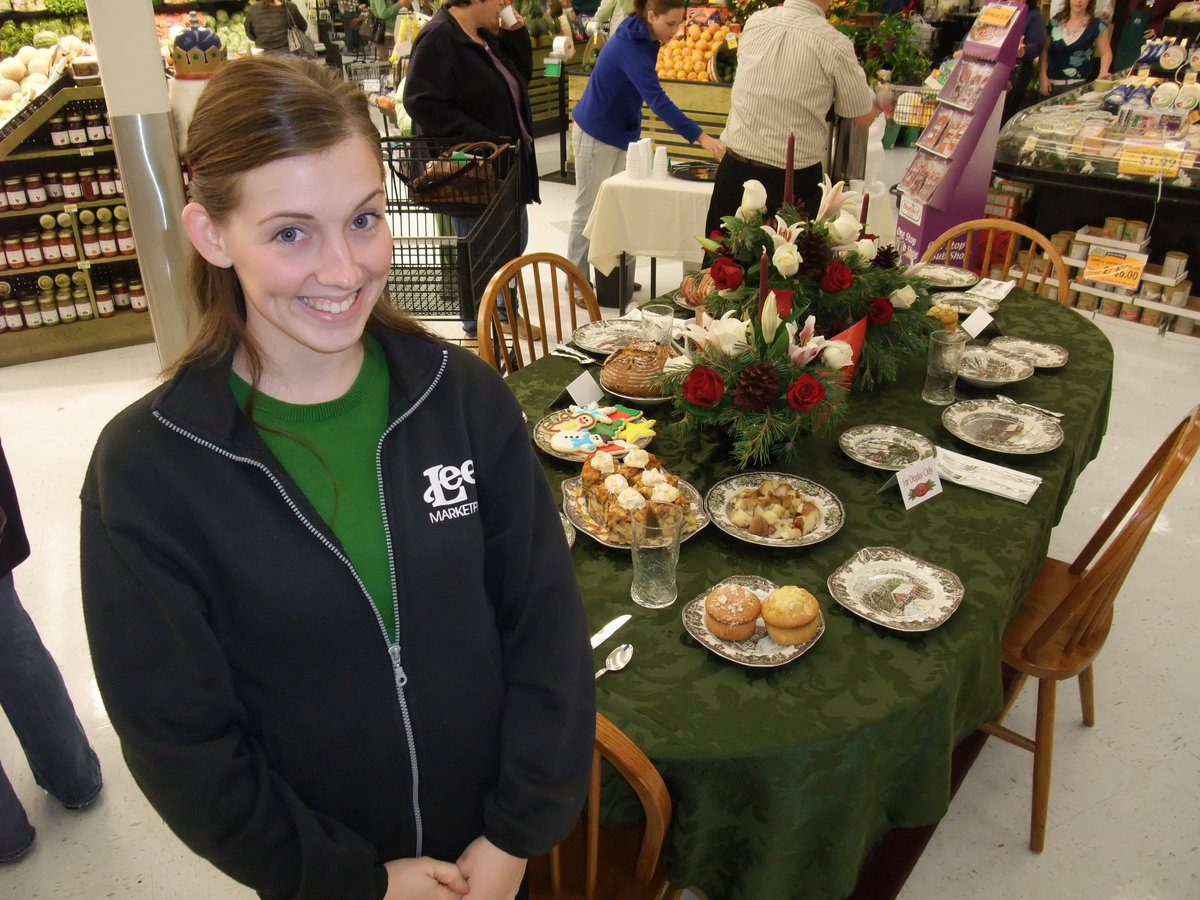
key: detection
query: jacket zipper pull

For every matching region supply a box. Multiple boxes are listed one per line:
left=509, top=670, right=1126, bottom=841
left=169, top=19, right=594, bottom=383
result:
left=388, top=643, right=408, bottom=689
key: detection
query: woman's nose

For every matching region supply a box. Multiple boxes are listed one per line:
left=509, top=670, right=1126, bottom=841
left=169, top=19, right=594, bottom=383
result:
left=317, top=234, right=358, bottom=289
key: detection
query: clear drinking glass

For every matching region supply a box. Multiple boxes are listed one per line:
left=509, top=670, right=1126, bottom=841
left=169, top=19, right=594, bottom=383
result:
left=630, top=503, right=683, bottom=609
left=921, top=329, right=969, bottom=406
left=640, top=302, right=676, bottom=346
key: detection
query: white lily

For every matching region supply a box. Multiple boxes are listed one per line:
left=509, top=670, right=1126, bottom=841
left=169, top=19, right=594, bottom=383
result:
left=682, top=310, right=748, bottom=357
left=760, top=215, right=805, bottom=250
left=815, top=174, right=864, bottom=224
left=786, top=315, right=827, bottom=366
left=761, top=293, right=782, bottom=343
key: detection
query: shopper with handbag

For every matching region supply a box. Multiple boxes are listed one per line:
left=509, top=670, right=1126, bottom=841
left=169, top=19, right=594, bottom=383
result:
left=245, top=0, right=309, bottom=54
left=369, top=0, right=402, bottom=60
left=404, top=0, right=541, bottom=339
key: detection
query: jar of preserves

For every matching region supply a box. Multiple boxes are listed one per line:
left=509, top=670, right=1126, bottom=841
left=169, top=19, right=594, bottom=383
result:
left=56, top=288, right=78, bottom=323
left=60, top=171, right=82, bottom=201
left=20, top=297, right=43, bottom=328
left=97, top=223, right=118, bottom=258
left=43, top=171, right=62, bottom=200
left=38, top=292, right=60, bottom=327
left=72, top=286, right=93, bottom=320
left=104, top=112, right=113, bottom=142
left=58, top=228, right=78, bottom=261
left=113, top=168, right=123, bottom=197
left=80, top=226, right=101, bottom=259
left=40, top=230, right=60, bottom=263
left=49, top=115, right=69, bottom=147
left=21, top=232, right=43, bottom=267
left=3, top=299, right=23, bottom=331
left=4, top=176, right=27, bottom=210
left=85, top=112, right=105, bottom=144
left=97, top=167, right=117, bottom=197
left=112, top=276, right=130, bottom=309
left=23, top=173, right=47, bottom=207
left=129, top=278, right=148, bottom=312
left=4, top=235, right=26, bottom=269
left=67, top=114, right=87, bottom=145
left=78, top=168, right=99, bottom=201
left=95, top=283, right=115, bottom=317
left=0, top=187, right=7, bottom=213
left=115, top=221, right=135, bottom=254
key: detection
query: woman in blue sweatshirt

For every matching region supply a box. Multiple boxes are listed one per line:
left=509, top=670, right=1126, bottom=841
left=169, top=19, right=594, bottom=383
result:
left=567, top=0, right=725, bottom=283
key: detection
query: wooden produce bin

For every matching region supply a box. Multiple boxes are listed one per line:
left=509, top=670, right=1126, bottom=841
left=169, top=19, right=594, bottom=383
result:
left=565, top=71, right=731, bottom=171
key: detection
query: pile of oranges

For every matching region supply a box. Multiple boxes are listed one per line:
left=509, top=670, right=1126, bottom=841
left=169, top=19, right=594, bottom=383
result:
left=655, top=21, right=733, bottom=82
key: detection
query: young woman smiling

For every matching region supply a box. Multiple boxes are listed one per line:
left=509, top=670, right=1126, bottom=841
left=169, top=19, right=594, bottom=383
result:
left=80, top=56, right=594, bottom=900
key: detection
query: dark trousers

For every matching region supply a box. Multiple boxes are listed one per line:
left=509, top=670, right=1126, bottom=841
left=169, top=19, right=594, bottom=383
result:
left=704, top=153, right=824, bottom=239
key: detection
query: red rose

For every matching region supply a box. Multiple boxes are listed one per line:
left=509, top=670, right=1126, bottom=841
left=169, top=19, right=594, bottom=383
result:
left=786, top=374, right=826, bottom=412
left=681, top=365, right=726, bottom=407
left=868, top=296, right=894, bottom=325
left=709, top=256, right=744, bottom=290
left=819, top=260, right=854, bottom=293
left=772, top=289, right=795, bottom=319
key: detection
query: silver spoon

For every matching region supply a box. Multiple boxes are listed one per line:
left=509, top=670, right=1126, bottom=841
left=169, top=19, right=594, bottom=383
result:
left=595, top=643, right=633, bottom=680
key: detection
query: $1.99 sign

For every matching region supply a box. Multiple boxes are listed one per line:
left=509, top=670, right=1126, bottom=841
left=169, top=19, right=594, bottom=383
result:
left=1083, top=244, right=1148, bottom=290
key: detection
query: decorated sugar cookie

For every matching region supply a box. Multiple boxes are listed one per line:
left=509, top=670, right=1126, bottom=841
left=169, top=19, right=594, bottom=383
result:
left=533, top=403, right=657, bottom=462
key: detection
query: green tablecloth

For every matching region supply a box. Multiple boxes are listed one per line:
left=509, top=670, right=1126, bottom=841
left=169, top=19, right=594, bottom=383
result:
left=506, top=291, right=1113, bottom=900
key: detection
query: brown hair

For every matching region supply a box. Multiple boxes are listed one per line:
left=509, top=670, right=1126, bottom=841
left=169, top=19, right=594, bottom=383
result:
left=634, top=0, right=686, bottom=27
left=1054, top=0, right=1096, bottom=23
left=172, top=55, right=425, bottom=382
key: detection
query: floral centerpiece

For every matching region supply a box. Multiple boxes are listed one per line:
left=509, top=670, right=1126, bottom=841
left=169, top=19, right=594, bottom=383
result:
left=696, top=174, right=934, bottom=392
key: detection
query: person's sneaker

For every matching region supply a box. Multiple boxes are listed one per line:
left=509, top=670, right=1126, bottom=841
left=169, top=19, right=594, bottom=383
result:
left=60, top=779, right=102, bottom=811
left=0, top=828, right=35, bottom=864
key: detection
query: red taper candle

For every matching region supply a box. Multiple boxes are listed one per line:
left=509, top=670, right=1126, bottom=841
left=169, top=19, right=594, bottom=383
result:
left=783, top=131, right=795, bottom=209
left=757, top=248, right=769, bottom=317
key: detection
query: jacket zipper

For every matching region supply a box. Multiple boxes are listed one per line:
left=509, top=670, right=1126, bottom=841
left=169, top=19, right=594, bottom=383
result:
left=151, top=347, right=449, bottom=858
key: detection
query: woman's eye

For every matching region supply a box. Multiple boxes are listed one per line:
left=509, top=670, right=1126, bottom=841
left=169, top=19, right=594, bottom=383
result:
left=352, top=212, right=377, bottom=230
left=276, top=227, right=302, bottom=243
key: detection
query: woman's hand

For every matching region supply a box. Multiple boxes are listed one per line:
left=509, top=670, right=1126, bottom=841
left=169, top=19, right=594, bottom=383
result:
left=1038, top=72, right=1051, bottom=96
left=456, top=836, right=527, bottom=900
left=698, top=133, right=727, bottom=162
left=501, top=9, right=526, bottom=30
left=383, top=857, right=469, bottom=899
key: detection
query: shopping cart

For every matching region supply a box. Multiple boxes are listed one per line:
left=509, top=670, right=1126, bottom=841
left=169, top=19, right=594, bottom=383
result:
left=380, top=136, right=522, bottom=322
left=346, top=59, right=395, bottom=94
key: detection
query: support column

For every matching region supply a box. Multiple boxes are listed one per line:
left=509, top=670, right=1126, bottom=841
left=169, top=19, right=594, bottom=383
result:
left=86, top=0, right=194, bottom=368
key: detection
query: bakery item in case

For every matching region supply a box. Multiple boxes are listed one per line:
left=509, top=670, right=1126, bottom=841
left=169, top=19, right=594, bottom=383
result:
left=761, top=586, right=820, bottom=645
left=704, top=583, right=762, bottom=641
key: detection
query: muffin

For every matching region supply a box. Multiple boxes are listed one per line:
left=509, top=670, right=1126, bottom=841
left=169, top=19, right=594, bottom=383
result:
left=761, top=586, right=820, bottom=645
left=704, top=584, right=762, bottom=641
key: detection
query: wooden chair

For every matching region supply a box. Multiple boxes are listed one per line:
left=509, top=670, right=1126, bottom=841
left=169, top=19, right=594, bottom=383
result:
left=476, top=252, right=602, bottom=375
left=982, top=404, right=1200, bottom=852
left=919, top=218, right=1070, bottom=304
left=529, top=713, right=681, bottom=900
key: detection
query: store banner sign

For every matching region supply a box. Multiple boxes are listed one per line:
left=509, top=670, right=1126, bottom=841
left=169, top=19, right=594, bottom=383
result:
left=1117, top=141, right=1184, bottom=178
left=1083, top=244, right=1148, bottom=289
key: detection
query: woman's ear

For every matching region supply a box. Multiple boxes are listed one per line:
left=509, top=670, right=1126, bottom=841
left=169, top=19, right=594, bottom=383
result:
left=181, top=202, right=234, bottom=268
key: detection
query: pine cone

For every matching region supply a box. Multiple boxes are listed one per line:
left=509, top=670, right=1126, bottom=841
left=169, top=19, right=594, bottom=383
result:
left=795, top=230, right=831, bottom=280
left=874, top=244, right=900, bottom=270
left=732, top=361, right=780, bottom=413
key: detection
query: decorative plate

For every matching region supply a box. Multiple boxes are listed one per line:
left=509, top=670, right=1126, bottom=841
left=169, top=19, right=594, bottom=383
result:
left=705, top=472, right=845, bottom=548
left=571, top=319, right=647, bottom=356
left=937, top=291, right=1000, bottom=315
left=827, top=547, right=964, bottom=632
left=672, top=288, right=703, bottom=312
left=561, top=512, right=575, bottom=548
left=838, top=425, right=936, bottom=471
left=561, top=475, right=708, bottom=549
left=532, top=405, right=655, bottom=462
left=988, top=335, right=1070, bottom=368
left=681, top=575, right=825, bottom=667
left=601, top=385, right=674, bottom=407
left=669, top=161, right=718, bottom=182
left=913, top=264, right=980, bottom=289
left=957, top=346, right=1035, bottom=388
left=942, top=398, right=1064, bottom=454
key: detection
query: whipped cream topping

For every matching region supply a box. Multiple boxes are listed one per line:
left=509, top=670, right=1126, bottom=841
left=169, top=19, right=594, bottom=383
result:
left=603, top=474, right=630, bottom=494
left=617, top=487, right=646, bottom=511
left=624, top=448, right=650, bottom=469
left=589, top=450, right=616, bottom=473
left=641, top=467, right=668, bottom=486
left=650, top=483, right=680, bottom=503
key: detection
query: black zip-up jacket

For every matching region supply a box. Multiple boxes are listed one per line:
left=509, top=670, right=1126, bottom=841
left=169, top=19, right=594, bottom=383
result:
left=80, top=331, right=593, bottom=899
left=404, top=9, right=541, bottom=206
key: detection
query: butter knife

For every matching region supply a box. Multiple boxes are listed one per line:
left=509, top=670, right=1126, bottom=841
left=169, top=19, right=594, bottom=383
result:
left=590, top=614, right=631, bottom=649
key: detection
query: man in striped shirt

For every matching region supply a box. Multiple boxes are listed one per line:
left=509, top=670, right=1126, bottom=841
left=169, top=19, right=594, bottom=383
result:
left=704, top=0, right=879, bottom=235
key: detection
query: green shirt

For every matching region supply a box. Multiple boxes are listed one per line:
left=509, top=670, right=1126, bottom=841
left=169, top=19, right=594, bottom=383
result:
left=229, top=335, right=395, bottom=640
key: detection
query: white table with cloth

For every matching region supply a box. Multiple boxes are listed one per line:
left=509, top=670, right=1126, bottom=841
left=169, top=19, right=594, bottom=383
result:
left=583, top=170, right=714, bottom=305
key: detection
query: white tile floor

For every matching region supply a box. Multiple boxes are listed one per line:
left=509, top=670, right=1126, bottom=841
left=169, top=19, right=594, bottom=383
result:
left=2, top=142, right=1198, bottom=898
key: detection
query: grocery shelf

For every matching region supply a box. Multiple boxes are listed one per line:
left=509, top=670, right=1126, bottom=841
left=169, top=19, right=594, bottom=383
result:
left=0, top=312, right=153, bottom=368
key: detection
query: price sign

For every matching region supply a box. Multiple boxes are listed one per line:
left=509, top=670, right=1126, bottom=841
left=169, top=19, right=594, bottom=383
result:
left=1118, top=141, right=1184, bottom=177
left=1083, top=244, right=1148, bottom=289
left=726, top=34, right=738, bottom=49
left=979, top=4, right=1017, bottom=25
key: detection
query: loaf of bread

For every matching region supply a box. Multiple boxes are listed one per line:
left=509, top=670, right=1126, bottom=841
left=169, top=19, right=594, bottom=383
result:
left=600, top=340, right=670, bottom=398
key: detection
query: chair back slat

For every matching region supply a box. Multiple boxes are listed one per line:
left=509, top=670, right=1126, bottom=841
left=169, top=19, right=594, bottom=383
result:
left=919, top=218, right=1070, bottom=304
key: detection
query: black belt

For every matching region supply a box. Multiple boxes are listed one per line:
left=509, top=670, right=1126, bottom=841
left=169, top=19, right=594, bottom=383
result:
left=726, top=149, right=819, bottom=172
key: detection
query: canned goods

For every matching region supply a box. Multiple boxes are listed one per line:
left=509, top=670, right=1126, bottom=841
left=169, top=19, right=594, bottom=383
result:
left=1099, top=296, right=1121, bottom=316
left=49, top=115, right=69, bottom=147
left=4, top=176, right=27, bottom=210
left=115, top=221, right=135, bottom=254
left=66, top=114, right=87, bottom=145
left=2, top=299, right=23, bottom=331
left=80, top=225, right=101, bottom=259
left=1119, top=302, right=1141, bottom=321
left=72, top=286, right=93, bottom=320
left=129, top=278, right=147, bottom=312
left=85, top=112, right=105, bottom=144
left=21, top=232, right=43, bottom=267
left=94, top=284, right=115, bottom=317
left=23, top=173, right=46, bottom=207
left=97, top=223, right=118, bottom=258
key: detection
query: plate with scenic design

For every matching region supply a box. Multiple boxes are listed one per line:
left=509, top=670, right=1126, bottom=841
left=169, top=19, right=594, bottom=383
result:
left=957, top=346, right=1035, bottom=388
left=912, top=264, right=980, bottom=289
left=561, top=476, right=708, bottom=549
left=560, top=512, right=575, bottom=548
left=532, top=405, right=655, bottom=462
left=942, top=398, right=1064, bottom=454
left=571, top=319, right=647, bottom=356
left=705, top=472, right=845, bottom=548
left=827, top=547, right=964, bottom=632
left=988, top=335, right=1070, bottom=368
left=669, top=161, right=719, bottom=182
left=937, top=291, right=1000, bottom=315
left=682, top=575, right=825, bottom=667
left=838, top=425, right=935, bottom=471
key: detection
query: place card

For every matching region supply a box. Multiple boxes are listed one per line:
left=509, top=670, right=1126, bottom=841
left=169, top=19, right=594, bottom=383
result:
left=960, top=307, right=994, bottom=337
left=550, top=371, right=605, bottom=410
left=878, top=458, right=943, bottom=510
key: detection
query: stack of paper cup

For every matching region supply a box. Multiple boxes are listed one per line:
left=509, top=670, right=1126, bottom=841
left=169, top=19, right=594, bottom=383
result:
left=626, top=141, right=647, bottom=179
left=653, top=146, right=668, bottom=179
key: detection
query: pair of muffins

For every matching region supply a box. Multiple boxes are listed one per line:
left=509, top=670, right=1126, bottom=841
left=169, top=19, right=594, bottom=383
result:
left=704, top=584, right=820, bottom=645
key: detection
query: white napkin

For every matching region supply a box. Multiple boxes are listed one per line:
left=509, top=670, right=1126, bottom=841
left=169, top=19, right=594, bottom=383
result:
left=935, top=446, right=1042, bottom=504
